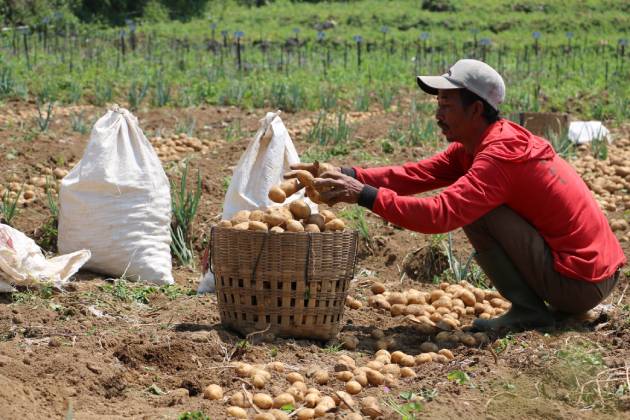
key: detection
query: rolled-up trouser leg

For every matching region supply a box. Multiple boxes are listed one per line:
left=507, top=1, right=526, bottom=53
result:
left=464, top=205, right=619, bottom=314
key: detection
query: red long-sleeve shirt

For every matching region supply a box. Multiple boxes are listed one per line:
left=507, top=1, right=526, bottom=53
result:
left=353, top=119, right=625, bottom=282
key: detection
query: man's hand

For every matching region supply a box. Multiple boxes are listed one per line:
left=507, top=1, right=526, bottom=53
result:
left=313, top=171, right=365, bottom=205
left=289, top=162, right=340, bottom=177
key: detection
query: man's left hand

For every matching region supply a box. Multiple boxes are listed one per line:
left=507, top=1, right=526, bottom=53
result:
left=313, top=171, right=365, bottom=205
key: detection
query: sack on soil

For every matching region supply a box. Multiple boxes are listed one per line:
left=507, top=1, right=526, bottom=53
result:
left=0, top=223, right=90, bottom=291
left=58, top=106, right=174, bottom=285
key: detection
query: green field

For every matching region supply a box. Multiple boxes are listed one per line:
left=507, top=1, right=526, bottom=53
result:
left=0, top=0, right=628, bottom=121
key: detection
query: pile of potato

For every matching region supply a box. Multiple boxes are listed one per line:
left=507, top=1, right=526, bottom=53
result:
left=572, top=138, right=630, bottom=242
left=217, top=201, right=346, bottom=233
left=150, top=133, right=216, bottom=162
left=0, top=167, right=67, bottom=207
left=204, top=360, right=371, bottom=419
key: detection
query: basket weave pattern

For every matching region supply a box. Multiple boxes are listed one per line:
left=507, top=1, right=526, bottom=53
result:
left=211, top=227, right=358, bottom=340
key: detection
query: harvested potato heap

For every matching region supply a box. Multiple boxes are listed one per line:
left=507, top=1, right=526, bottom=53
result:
left=210, top=357, right=402, bottom=418
left=571, top=138, right=630, bottom=242
left=0, top=166, right=67, bottom=207
left=150, top=132, right=216, bottom=162
left=217, top=203, right=346, bottom=233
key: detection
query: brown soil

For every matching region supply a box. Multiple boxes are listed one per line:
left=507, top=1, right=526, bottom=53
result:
left=0, top=100, right=628, bottom=419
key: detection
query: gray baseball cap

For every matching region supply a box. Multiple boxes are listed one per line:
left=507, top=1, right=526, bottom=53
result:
left=417, top=59, right=505, bottom=111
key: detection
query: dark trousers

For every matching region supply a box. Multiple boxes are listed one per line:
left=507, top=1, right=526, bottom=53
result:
left=463, top=206, right=620, bottom=314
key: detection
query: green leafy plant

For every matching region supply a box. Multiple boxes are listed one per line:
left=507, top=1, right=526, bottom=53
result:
left=384, top=392, right=423, bottom=419
left=170, top=160, right=202, bottom=266
left=0, top=186, right=22, bottom=226
left=35, top=95, right=54, bottom=132
left=447, top=370, right=470, bottom=385
left=128, top=80, right=149, bottom=110
left=70, top=111, right=89, bottom=134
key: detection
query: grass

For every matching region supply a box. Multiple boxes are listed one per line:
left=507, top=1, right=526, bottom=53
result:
left=99, top=279, right=194, bottom=304
left=383, top=391, right=424, bottom=420
left=323, top=343, right=344, bottom=353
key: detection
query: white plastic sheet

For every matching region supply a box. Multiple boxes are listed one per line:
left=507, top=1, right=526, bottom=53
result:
left=0, top=224, right=90, bottom=292
left=58, top=106, right=173, bottom=285
left=568, top=121, right=611, bottom=144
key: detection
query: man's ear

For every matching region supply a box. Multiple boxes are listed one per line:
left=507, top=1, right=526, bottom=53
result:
left=472, top=100, right=484, bottom=119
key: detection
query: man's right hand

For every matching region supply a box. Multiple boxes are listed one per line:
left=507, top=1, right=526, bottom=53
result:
left=289, top=162, right=340, bottom=177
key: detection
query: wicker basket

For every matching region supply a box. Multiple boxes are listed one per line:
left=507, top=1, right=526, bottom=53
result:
left=210, top=226, right=358, bottom=340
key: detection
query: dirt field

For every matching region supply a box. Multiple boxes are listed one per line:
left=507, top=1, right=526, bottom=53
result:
left=0, top=101, right=628, bottom=419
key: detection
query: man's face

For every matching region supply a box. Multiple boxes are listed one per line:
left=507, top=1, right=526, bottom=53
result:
left=435, top=89, right=472, bottom=143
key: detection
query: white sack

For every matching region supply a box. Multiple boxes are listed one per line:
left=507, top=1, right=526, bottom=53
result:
left=0, top=224, right=90, bottom=291
left=221, top=110, right=315, bottom=220
left=58, top=106, right=173, bottom=285
left=568, top=121, right=611, bottom=144
left=200, top=111, right=314, bottom=294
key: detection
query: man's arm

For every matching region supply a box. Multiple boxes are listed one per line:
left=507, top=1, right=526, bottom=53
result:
left=357, top=156, right=510, bottom=233
left=344, top=143, right=469, bottom=196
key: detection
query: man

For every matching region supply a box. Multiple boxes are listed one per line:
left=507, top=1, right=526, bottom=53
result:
left=291, top=59, right=626, bottom=332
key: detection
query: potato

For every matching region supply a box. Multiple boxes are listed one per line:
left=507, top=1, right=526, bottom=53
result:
left=337, top=355, right=356, bottom=369
left=415, top=353, right=432, bottom=364
left=269, top=186, right=287, bottom=203
left=249, top=221, right=269, bottom=231
left=272, top=392, right=295, bottom=409
left=304, top=392, right=321, bottom=407
left=490, top=298, right=505, bottom=308
left=420, top=342, right=439, bottom=353
left=390, top=351, right=405, bottom=364
left=203, top=384, right=223, bottom=400
left=325, top=218, right=345, bottom=231
left=314, top=396, right=336, bottom=417
left=473, top=332, right=490, bottom=345
left=286, top=219, right=305, bottom=232
left=227, top=406, right=248, bottom=418
left=346, top=296, right=363, bottom=310
left=432, top=297, right=452, bottom=309
left=269, top=410, right=290, bottom=420
left=479, top=312, right=492, bottom=320
left=399, top=355, right=416, bottom=367
left=264, top=212, right=288, bottom=227
left=474, top=302, right=486, bottom=315
left=438, top=349, right=454, bottom=360
left=361, top=396, right=383, bottom=418
left=400, top=367, right=416, bottom=378
left=218, top=220, right=233, bottom=228
left=381, top=363, right=400, bottom=377
left=333, top=390, right=355, bottom=410
left=320, top=209, right=336, bottom=223
left=345, top=414, right=363, bottom=420
left=250, top=209, right=265, bottom=222
left=289, top=199, right=311, bottom=220
left=436, top=317, right=458, bottom=331
left=375, top=349, right=390, bottom=359
left=387, top=292, right=408, bottom=305
left=390, top=304, right=406, bottom=317
left=286, top=386, right=304, bottom=402
left=267, top=361, right=285, bottom=372
left=292, top=381, right=307, bottom=393
left=430, top=289, right=446, bottom=302
left=286, top=372, right=304, bottom=384
left=429, top=312, right=442, bottom=323
left=354, top=373, right=368, bottom=387
left=345, top=380, right=362, bottom=395
left=374, top=354, right=391, bottom=364
left=252, top=374, right=267, bottom=388
left=254, top=413, right=275, bottom=420
left=370, top=282, right=386, bottom=295
left=336, top=370, right=354, bottom=382
left=434, top=354, right=449, bottom=364
left=253, top=393, right=273, bottom=409
left=305, top=214, right=325, bottom=231
left=304, top=224, right=320, bottom=233
left=270, top=226, right=285, bottom=233
left=236, top=362, right=253, bottom=377
left=406, top=290, right=425, bottom=305
left=342, top=335, right=359, bottom=350
left=53, top=168, right=68, bottom=179
left=280, top=178, right=301, bottom=196
left=366, top=360, right=384, bottom=371
left=456, top=333, right=474, bottom=346
left=231, top=210, right=251, bottom=225
left=456, top=289, right=476, bottom=307
left=230, top=391, right=250, bottom=408
left=313, top=370, right=329, bottom=385
left=233, top=221, right=250, bottom=230
left=365, top=368, right=384, bottom=386
left=296, top=408, right=315, bottom=419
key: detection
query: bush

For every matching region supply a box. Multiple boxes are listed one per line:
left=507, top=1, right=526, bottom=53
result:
left=421, top=0, right=456, bottom=12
